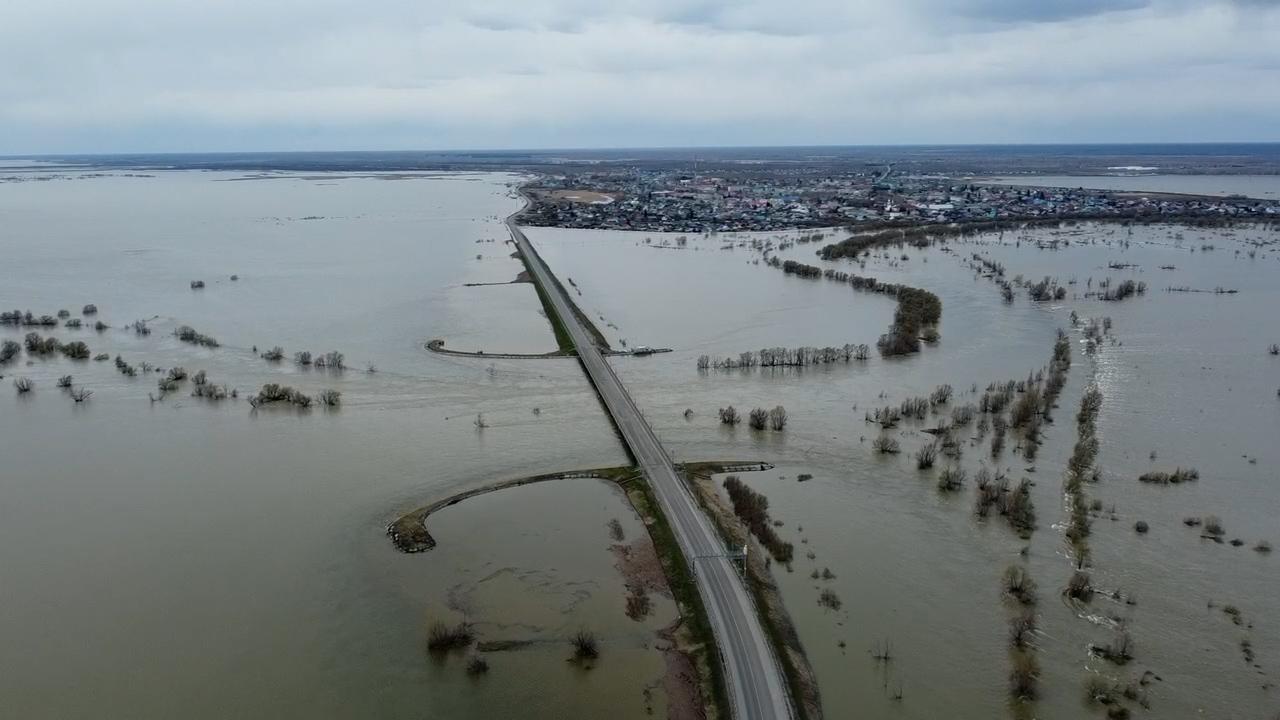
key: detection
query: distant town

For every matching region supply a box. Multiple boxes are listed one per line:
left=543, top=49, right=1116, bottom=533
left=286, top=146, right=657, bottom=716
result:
left=521, top=167, right=1280, bottom=233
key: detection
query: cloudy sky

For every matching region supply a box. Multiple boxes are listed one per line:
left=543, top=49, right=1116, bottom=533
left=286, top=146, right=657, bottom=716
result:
left=2, top=0, right=1278, bottom=153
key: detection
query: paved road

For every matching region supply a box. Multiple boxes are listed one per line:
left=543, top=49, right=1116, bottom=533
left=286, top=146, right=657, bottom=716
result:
left=510, top=222, right=793, bottom=720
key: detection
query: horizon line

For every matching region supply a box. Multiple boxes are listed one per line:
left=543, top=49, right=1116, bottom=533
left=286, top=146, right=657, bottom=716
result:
left=6, top=140, right=1280, bottom=160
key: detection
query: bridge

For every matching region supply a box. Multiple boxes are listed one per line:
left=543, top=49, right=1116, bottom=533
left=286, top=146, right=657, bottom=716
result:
left=509, top=220, right=793, bottom=720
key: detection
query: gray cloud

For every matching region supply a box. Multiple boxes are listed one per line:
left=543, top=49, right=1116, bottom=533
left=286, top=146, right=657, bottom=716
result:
left=0, top=0, right=1276, bottom=153
left=950, top=0, right=1151, bottom=23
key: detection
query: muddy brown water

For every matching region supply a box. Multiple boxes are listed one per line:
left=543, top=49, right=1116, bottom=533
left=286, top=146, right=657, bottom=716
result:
left=4, top=168, right=1278, bottom=719
left=528, top=220, right=1280, bottom=719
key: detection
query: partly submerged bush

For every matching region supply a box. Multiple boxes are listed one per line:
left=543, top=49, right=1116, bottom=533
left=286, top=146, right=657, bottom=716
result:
left=1066, top=571, right=1094, bottom=601
left=25, top=332, right=60, bottom=355
left=174, top=325, right=219, bottom=348
left=915, top=442, right=938, bottom=469
left=1009, top=653, right=1039, bottom=700
left=937, top=465, right=966, bottom=492
left=191, top=383, right=231, bottom=401
left=625, top=590, right=651, bottom=620
left=0, top=340, right=18, bottom=363
left=13, top=377, right=34, bottom=393
left=570, top=629, right=599, bottom=660
left=872, top=435, right=901, bottom=455
left=1203, top=515, right=1225, bottom=538
left=1138, top=468, right=1199, bottom=485
left=61, top=341, right=91, bottom=359
left=1009, top=611, right=1037, bottom=649
left=930, top=384, right=953, bottom=406
left=1003, top=565, right=1038, bottom=605
left=1090, top=630, right=1135, bottom=665
left=313, top=351, right=345, bottom=369
left=248, top=383, right=313, bottom=409
left=426, top=621, right=474, bottom=653
left=900, top=396, right=929, bottom=419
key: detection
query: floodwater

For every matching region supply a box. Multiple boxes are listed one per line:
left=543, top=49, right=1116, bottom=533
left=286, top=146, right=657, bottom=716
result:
left=530, top=221, right=1280, bottom=718
left=0, top=170, right=642, bottom=719
left=979, top=174, right=1280, bottom=200
left=4, top=167, right=1278, bottom=720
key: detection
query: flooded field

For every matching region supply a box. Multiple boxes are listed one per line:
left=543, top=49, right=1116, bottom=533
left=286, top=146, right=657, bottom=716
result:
left=0, top=171, right=641, bottom=719
left=4, top=167, right=1278, bottom=720
left=530, top=220, right=1280, bottom=719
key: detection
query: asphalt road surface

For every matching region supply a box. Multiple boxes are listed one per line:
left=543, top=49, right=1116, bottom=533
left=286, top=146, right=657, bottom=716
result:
left=510, top=221, right=793, bottom=720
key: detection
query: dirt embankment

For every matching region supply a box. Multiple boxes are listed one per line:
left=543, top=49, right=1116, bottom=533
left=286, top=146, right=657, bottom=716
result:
left=386, top=469, right=625, bottom=552
left=423, top=338, right=572, bottom=360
